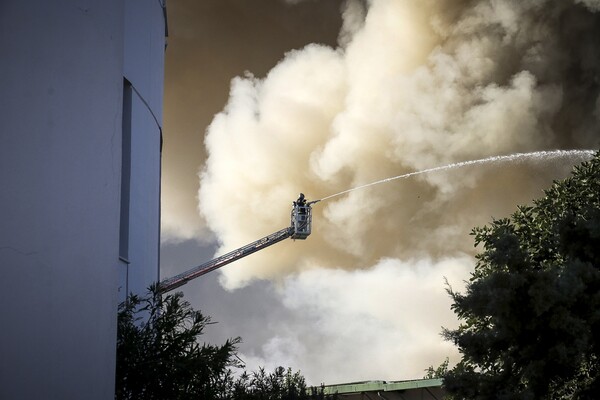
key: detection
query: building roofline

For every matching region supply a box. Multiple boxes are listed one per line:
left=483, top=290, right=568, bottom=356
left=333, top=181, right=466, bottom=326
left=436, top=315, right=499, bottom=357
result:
left=322, top=378, right=443, bottom=395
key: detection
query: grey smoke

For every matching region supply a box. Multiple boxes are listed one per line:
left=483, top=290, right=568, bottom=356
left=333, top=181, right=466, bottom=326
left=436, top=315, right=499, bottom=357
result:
left=175, top=0, right=600, bottom=382
left=200, top=0, right=600, bottom=288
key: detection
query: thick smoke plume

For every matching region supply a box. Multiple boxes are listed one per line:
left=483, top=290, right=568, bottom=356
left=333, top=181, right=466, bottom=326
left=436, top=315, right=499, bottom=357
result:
left=240, top=256, right=473, bottom=383
left=193, top=0, right=600, bottom=382
left=200, top=0, right=600, bottom=289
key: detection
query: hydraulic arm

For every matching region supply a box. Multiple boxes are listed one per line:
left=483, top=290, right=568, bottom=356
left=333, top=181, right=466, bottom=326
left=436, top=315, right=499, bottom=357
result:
left=158, top=195, right=318, bottom=294
left=158, top=226, right=293, bottom=293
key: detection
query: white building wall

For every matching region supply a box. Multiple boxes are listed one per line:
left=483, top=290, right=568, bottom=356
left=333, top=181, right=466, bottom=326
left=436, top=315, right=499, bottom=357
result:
left=120, top=0, right=165, bottom=299
left=0, top=0, right=165, bottom=398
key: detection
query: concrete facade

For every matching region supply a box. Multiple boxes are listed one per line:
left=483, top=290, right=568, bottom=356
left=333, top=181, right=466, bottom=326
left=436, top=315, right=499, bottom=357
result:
left=120, top=0, right=165, bottom=300
left=0, top=0, right=165, bottom=398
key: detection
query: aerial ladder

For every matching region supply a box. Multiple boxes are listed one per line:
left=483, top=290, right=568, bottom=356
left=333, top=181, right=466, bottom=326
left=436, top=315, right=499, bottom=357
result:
left=158, top=194, right=319, bottom=294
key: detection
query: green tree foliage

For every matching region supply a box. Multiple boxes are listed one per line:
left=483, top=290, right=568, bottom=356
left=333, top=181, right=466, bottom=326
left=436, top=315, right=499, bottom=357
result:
left=226, top=366, right=327, bottom=400
left=443, top=152, right=600, bottom=399
left=424, top=358, right=449, bottom=380
left=116, top=285, right=329, bottom=400
left=116, top=284, right=241, bottom=400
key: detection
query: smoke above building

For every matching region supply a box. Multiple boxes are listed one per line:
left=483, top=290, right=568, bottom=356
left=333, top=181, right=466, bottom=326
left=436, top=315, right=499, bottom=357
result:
left=158, top=0, right=600, bottom=382
left=199, top=0, right=600, bottom=289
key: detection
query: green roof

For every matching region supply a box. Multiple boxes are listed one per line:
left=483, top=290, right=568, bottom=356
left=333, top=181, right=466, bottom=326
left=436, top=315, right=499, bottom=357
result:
left=322, top=378, right=443, bottom=395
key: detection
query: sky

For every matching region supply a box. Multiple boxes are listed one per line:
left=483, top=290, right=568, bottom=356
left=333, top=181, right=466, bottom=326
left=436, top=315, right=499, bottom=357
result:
left=160, top=0, right=600, bottom=385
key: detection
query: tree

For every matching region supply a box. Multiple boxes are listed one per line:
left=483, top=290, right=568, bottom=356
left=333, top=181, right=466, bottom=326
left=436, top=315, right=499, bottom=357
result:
left=443, top=152, right=600, bottom=399
left=227, top=366, right=327, bottom=400
left=116, top=286, right=329, bottom=400
left=116, top=284, right=242, bottom=400
left=424, top=358, right=449, bottom=380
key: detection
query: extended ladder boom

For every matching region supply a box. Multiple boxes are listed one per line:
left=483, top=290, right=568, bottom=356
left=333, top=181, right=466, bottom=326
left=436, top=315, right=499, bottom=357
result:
left=159, top=226, right=293, bottom=293
left=158, top=194, right=318, bottom=294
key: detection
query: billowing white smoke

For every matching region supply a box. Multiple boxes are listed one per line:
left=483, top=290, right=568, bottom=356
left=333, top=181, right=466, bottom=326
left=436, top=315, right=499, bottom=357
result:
left=198, top=0, right=599, bottom=381
left=200, top=0, right=600, bottom=289
left=239, top=256, right=473, bottom=383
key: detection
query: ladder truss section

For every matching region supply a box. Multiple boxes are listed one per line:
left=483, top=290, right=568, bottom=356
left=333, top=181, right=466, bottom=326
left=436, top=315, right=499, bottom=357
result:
left=159, top=226, right=293, bottom=293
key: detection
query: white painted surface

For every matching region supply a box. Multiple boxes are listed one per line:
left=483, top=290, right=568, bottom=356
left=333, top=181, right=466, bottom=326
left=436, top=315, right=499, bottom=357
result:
left=121, top=0, right=164, bottom=299
left=0, top=0, right=164, bottom=398
left=124, top=91, right=162, bottom=297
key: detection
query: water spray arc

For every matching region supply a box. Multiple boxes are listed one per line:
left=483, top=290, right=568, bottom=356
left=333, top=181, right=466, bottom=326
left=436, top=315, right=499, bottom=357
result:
left=315, top=150, right=595, bottom=203
left=160, top=149, right=594, bottom=292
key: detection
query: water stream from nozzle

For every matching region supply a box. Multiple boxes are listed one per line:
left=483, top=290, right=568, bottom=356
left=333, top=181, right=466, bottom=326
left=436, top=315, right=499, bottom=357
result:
left=317, top=149, right=595, bottom=203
